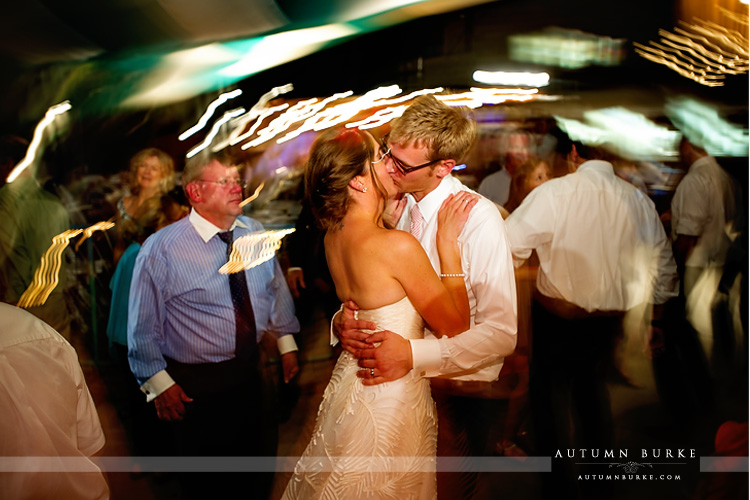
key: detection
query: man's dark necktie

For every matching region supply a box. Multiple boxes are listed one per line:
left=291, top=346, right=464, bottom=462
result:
left=217, top=230, right=257, bottom=361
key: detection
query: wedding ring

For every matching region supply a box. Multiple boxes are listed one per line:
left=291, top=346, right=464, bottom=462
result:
left=370, top=368, right=375, bottom=377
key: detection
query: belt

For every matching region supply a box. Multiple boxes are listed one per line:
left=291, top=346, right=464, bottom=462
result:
left=430, top=378, right=498, bottom=398
left=533, top=290, right=624, bottom=320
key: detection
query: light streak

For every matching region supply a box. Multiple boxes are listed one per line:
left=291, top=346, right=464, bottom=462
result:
left=634, top=43, right=726, bottom=87
left=635, top=17, right=749, bottom=87
left=215, top=84, right=295, bottom=150
left=178, top=89, right=243, bottom=141
left=240, top=97, right=326, bottom=149
left=240, top=182, right=265, bottom=207
left=219, top=228, right=295, bottom=273
left=438, top=88, right=538, bottom=108
left=74, top=220, right=116, bottom=251
left=208, top=85, right=550, bottom=156
left=721, top=6, right=750, bottom=24
left=186, top=108, right=246, bottom=158
left=665, top=95, right=749, bottom=157
left=17, top=229, right=82, bottom=309
left=7, top=101, right=72, bottom=184
left=346, top=105, right=410, bottom=129
left=472, top=70, right=550, bottom=87
left=224, top=104, right=290, bottom=149
left=244, top=91, right=359, bottom=148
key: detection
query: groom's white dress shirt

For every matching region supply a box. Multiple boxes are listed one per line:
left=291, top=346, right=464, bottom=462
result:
left=397, top=175, right=517, bottom=381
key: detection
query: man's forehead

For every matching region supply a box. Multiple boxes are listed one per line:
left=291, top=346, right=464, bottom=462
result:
left=204, top=160, right=238, bottom=175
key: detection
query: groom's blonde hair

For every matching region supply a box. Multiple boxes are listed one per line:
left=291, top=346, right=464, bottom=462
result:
left=389, top=94, right=477, bottom=163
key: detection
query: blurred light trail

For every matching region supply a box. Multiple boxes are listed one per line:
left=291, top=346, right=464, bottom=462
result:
left=7, top=101, right=72, bottom=184
left=74, top=220, right=116, bottom=251
left=438, top=88, right=539, bottom=108
left=179, top=89, right=243, bottom=141
left=201, top=85, right=555, bottom=153
left=226, top=104, right=290, bottom=148
left=554, top=108, right=683, bottom=161
left=186, top=108, right=246, bottom=158
left=219, top=228, right=295, bottom=273
left=346, top=105, right=410, bottom=129
left=210, top=84, right=295, bottom=151
left=221, top=24, right=360, bottom=79
left=635, top=18, right=749, bottom=87
left=240, top=182, right=265, bottom=208
left=472, top=70, right=550, bottom=87
left=17, top=229, right=82, bottom=309
left=665, top=96, right=749, bottom=157
left=509, top=28, right=626, bottom=68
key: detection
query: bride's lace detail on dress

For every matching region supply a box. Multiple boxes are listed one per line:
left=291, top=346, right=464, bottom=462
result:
left=282, top=296, right=437, bottom=500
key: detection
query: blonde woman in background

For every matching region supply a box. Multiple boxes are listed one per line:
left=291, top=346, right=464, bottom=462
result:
left=114, top=147, right=175, bottom=263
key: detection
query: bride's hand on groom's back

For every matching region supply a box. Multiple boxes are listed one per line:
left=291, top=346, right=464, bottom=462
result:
left=334, top=300, right=377, bottom=354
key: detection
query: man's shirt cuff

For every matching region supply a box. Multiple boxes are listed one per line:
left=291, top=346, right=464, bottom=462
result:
left=140, top=370, right=176, bottom=402
left=410, top=338, right=442, bottom=377
left=329, top=305, right=344, bottom=347
left=277, top=334, right=299, bottom=355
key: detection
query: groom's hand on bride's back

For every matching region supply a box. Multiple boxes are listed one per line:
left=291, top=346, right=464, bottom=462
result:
left=334, top=300, right=377, bottom=354
left=356, top=331, right=413, bottom=385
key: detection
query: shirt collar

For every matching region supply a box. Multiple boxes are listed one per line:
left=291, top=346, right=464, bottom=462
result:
left=688, top=155, right=717, bottom=174
left=577, top=159, right=615, bottom=176
left=189, top=209, right=248, bottom=243
left=409, top=176, right=455, bottom=222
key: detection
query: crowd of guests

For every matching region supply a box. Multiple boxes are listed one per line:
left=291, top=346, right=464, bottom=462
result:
left=0, top=93, right=745, bottom=500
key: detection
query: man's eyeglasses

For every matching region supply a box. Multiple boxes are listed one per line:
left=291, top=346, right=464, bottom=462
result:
left=196, top=178, right=248, bottom=190
left=375, top=134, right=444, bottom=175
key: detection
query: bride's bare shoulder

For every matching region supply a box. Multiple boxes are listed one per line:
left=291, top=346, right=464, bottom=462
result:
left=374, top=227, right=422, bottom=257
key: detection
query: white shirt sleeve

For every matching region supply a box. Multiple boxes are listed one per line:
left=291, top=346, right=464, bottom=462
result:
left=410, top=201, right=518, bottom=380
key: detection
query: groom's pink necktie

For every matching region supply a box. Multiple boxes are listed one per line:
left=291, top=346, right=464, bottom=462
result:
left=410, top=204, right=424, bottom=241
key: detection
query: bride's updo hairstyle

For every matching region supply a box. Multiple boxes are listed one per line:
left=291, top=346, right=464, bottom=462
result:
left=305, top=127, right=387, bottom=230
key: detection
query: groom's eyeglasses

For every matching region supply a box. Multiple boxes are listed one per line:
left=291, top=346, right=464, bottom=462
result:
left=377, top=134, right=443, bottom=175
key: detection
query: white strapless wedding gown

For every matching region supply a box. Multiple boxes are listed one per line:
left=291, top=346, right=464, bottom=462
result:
left=282, top=296, right=437, bottom=500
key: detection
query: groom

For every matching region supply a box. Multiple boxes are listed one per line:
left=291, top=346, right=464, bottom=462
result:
left=334, top=94, right=517, bottom=499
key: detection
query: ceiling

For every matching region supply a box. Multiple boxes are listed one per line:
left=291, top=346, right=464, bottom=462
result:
left=0, top=0, right=746, bottom=147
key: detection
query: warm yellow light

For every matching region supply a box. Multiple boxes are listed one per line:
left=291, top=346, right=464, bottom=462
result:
left=7, top=101, right=71, bottom=184
left=473, top=70, right=550, bottom=87
left=179, top=89, right=243, bottom=141
left=219, top=228, right=295, bottom=273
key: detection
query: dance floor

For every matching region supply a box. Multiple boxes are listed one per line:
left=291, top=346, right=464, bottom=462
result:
left=74, top=304, right=744, bottom=500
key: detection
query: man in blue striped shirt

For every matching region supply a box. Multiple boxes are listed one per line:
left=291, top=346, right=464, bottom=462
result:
left=127, top=151, right=300, bottom=500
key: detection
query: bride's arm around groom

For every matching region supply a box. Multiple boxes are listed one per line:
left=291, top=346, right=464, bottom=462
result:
left=338, top=186, right=518, bottom=385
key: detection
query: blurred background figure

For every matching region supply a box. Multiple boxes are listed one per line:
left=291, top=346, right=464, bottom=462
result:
left=106, top=190, right=189, bottom=460
left=664, top=134, right=742, bottom=425
left=283, top=198, right=338, bottom=329
left=0, top=302, right=109, bottom=500
left=0, top=135, right=73, bottom=338
left=494, top=155, right=552, bottom=458
left=478, top=128, right=532, bottom=206
left=506, top=137, right=679, bottom=499
left=670, top=136, right=738, bottom=344
left=503, top=156, right=552, bottom=214
left=114, top=148, right=175, bottom=264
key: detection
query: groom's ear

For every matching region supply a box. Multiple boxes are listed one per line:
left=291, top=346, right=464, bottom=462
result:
left=435, top=159, right=456, bottom=178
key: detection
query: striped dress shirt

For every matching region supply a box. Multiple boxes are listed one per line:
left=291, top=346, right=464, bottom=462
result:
left=127, top=210, right=299, bottom=400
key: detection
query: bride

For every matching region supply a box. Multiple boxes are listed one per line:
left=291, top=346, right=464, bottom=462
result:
left=282, top=127, right=477, bottom=500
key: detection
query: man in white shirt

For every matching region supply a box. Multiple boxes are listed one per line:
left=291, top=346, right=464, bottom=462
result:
left=505, top=136, right=678, bottom=495
left=336, top=94, right=517, bottom=499
left=671, top=137, right=738, bottom=337
left=0, top=303, right=109, bottom=500
left=671, top=137, right=737, bottom=286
